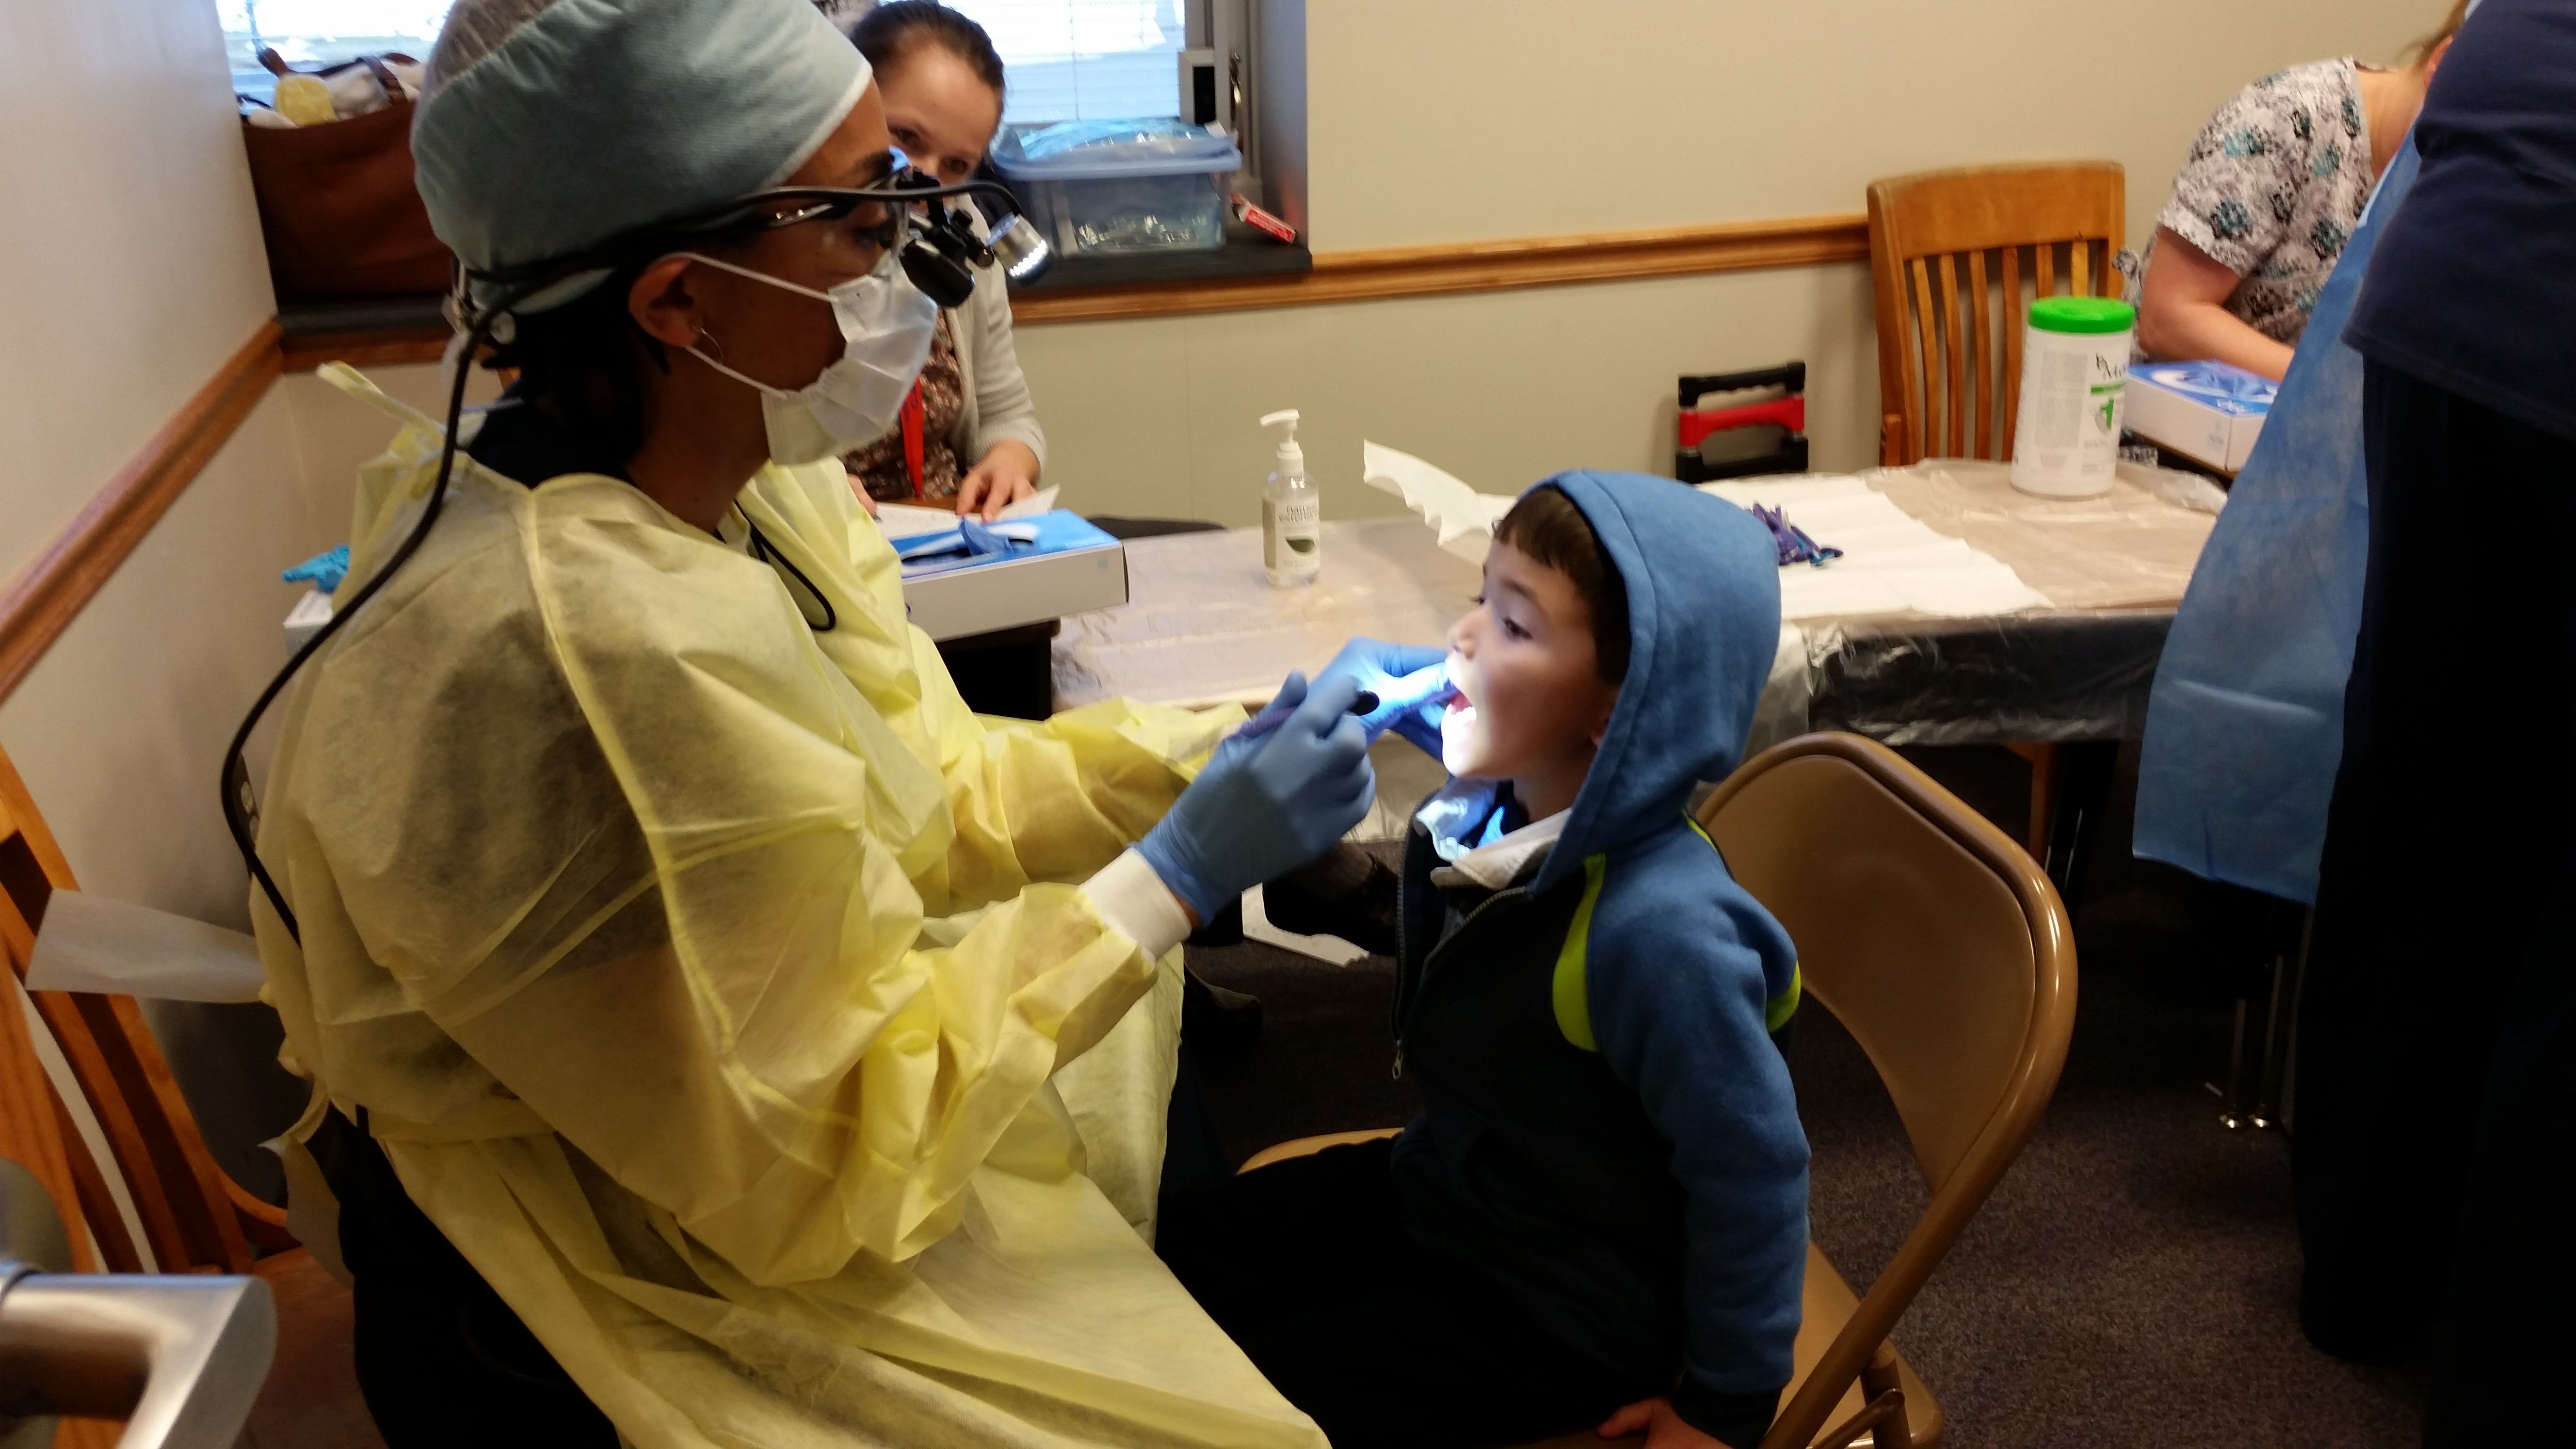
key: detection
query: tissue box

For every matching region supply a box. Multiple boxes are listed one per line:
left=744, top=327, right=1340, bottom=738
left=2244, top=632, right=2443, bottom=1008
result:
left=896, top=513, right=1129, bottom=642
left=2125, top=360, right=2277, bottom=473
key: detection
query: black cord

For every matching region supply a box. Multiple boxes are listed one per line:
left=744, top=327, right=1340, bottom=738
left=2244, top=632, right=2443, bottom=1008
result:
left=220, top=286, right=534, bottom=945
left=743, top=515, right=837, bottom=633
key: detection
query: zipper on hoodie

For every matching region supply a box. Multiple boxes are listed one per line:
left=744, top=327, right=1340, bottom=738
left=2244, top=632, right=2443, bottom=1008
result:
left=1392, top=824, right=1419, bottom=1078
left=1392, top=867, right=1530, bottom=1079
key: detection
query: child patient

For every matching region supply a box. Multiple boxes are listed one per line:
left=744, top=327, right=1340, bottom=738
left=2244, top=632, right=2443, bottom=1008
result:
left=1157, top=473, right=1806, bottom=1449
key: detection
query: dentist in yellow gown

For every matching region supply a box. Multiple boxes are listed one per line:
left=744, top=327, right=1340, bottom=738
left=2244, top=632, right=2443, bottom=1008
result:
left=248, top=1, right=1374, bottom=1444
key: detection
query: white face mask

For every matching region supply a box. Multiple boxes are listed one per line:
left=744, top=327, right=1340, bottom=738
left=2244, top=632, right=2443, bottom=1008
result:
left=680, top=250, right=938, bottom=466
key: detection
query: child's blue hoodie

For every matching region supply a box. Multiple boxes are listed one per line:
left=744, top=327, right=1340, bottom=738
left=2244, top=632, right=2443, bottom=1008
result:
left=1385, top=471, right=1806, bottom=1441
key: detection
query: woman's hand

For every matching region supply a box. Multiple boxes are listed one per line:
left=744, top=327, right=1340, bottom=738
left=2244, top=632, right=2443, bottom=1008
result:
left=1597, top=1398, right=1741, bottom=1449
left=2136, top=225, right=2295, bottom=382
left=956, top=440, right=1041, bottom=521
left=844, top=467, right=880, bottom=517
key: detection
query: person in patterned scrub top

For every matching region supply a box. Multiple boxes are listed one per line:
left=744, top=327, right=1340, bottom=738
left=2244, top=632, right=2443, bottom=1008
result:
left=2135, top=2, right=2465, bottom=380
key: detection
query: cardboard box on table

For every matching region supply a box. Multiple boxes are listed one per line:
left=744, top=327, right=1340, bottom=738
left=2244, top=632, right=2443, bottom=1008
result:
left=286, top=513, right=1131, bottom=651
left=2125, top=360, right=2276, bottom=473
left=893, top=512, right=1130, bottom=642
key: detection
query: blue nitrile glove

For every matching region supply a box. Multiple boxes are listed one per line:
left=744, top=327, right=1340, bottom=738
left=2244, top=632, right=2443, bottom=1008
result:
left=1138, top=672, right=1378, bottom=922
left=281, top=545, right=352, bottom=595
left=1367, top=661, right=1453, bottom=759
left=1318, top=637, right=1450, bottom=757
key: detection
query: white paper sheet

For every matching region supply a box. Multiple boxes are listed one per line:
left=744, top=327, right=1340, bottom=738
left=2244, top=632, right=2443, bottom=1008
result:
left=27, top=891, right=267, bottom=1003
left=1360, top=442, right=1520, bottom=564
left=1239, top=885, right=1370, bottom=966
left=876, top=502, right=957, bottom=537
left=873, top=484, right=1062, bottom=541
left=1775, top=568, right=1910, bottom=618
left=1004, top=484, right=1062, bottom=519
left=1348, top=452, right=2048, bottom=623
left=1697, top=475, right=2049, bottom=620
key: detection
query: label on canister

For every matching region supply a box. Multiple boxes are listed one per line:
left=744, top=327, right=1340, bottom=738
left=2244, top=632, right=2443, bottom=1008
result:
left=2011, top=297, right=2135, bottom=499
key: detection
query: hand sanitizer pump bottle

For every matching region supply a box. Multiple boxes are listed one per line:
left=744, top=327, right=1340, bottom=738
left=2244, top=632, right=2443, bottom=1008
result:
left=1260, top=409, right=1320, bottom=587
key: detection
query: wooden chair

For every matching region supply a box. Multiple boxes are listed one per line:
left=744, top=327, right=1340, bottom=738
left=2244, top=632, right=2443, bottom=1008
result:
left=0, top=876, right=121, bottom=1449
left=1867, top=161, right=2125, bottom=468
left=1242, top=732, right=2076, bottom=1449
left=1866, top=160, right=2126, bottom=867
left=0, top=745, right=386, bottom=1449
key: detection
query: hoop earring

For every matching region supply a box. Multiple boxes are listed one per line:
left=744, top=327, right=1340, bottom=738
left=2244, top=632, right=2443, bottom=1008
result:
left=694, top=326, right=725, bottom=363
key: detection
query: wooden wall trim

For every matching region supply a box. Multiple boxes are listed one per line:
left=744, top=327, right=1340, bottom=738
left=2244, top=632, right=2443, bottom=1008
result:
left=1011, top=212, right=1870, bottom=325
left=0, top=322, right=284, bottom=708
left=0, top=212, right=1868, bottom=702
left=278, top=212, right=1871, bottom=370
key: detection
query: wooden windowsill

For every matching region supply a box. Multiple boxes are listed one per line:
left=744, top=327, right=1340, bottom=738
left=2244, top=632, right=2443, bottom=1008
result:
left=1013, top=222, right=1314, bottom=291
left=278, top=294, right=448, bottom=372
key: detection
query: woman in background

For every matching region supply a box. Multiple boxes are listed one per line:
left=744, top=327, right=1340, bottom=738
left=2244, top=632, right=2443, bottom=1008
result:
left=843, top=1, right=1045, bottom=520
left=2135, top=2, right=2464, bottom=379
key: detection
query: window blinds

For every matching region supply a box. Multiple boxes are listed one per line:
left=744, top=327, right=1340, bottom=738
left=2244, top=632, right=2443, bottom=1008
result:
left=948, top=0, right=1185, bottom=124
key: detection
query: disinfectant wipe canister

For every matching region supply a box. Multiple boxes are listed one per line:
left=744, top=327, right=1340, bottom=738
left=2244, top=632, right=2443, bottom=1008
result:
left=2011, top=296, right=2135, bottom=499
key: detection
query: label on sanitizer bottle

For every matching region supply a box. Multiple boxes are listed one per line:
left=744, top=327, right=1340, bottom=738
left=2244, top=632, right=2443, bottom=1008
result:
left=1264, top=492, right=1320, bottom=585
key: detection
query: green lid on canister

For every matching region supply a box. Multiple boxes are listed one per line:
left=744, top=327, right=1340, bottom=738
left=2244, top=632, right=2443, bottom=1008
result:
left=2027, top=296, right=2136, bottom=334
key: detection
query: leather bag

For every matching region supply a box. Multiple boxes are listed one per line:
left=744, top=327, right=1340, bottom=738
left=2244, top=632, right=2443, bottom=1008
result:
left=241, top=54, right=452, bottom=300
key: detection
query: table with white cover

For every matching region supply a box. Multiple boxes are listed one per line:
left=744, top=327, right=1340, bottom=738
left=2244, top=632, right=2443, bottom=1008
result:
left=1052, top=459, right=2221, bottom=755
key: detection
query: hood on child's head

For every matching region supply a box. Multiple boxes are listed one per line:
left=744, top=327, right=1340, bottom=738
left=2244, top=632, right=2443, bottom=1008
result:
left=1527, top=471, right=1781, bottom=892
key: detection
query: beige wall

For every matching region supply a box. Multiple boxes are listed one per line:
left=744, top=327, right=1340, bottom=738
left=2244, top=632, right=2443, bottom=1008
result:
left=1020, top=262, right=1877, bottom=525
left=1015, top=0, right=2440, bottom=524
left=0, top=0, right=2447, bottom=912
left=0, top=0, right=278, bottom=586
left=1301, top=0, right=2438, bottom=252
left=0, top=0, right=309, bottom=923
left=273, top=363, right=500, bottom=547
left=0, top=397, right=329, bottom=927
left=0, top=358, right=482, bottom=929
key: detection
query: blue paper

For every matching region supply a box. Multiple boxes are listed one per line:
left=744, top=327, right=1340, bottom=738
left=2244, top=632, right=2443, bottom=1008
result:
left=2129, top=359, right=2278, bottom=417
left=893, top=519, right=1039, bottom=563
left=2131, top=138, right=2419, bottom=903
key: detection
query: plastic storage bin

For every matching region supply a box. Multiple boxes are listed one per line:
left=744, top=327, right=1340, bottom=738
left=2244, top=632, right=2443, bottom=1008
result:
left=991, top=119, right=1241, bottom=256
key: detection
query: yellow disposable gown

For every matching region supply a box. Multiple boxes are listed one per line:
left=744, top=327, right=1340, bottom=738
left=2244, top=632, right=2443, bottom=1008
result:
left=253, top=366, right=1323, bottom=1449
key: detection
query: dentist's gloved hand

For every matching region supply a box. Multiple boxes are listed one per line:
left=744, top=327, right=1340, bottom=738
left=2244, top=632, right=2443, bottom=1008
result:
left=1318, top=637, right=1450, bottom=757
left=1138, top=672, right=1378, bottom=923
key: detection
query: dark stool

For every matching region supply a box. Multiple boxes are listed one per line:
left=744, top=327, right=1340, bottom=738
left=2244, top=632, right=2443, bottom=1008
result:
left=935, top=620, right=1060, bottom=720
left=1085, top=516, right=1227, bottom=541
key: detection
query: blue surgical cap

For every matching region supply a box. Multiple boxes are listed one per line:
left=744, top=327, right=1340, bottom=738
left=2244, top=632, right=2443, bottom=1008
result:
left=414, top=0, right=872, bottom=310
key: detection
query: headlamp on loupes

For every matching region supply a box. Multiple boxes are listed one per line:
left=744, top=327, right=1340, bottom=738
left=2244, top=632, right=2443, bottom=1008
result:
left=224, top=164, right=1049, bottom=942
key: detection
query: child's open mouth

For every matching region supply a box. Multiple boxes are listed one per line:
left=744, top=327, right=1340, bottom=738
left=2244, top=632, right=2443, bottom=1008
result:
left=1439, top=658, right=1478, bottom=760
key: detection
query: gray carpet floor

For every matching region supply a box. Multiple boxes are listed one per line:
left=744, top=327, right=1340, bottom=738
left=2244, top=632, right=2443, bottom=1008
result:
left=1184, top=744, right=2428, bottom=1449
